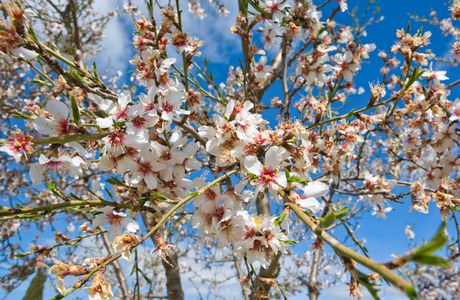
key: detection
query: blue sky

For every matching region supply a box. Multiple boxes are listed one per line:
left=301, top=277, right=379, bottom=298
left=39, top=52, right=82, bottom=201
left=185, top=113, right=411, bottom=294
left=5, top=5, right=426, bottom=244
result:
left=2, top=0, right=459, bottom=299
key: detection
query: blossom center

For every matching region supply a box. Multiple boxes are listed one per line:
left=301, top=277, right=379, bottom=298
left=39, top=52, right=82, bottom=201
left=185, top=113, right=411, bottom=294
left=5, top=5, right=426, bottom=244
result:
left=259, top=167, right=277, bottom=186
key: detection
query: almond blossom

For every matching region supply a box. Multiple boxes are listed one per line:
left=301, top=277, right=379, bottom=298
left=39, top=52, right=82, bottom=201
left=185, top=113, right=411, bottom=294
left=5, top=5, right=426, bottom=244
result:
left=261, top=21, right=279, bottom=51
left=0, top=129, right=33, bottom=162
left=371, top=205, right=394, bottom=219
left=49, top=258, right=89, bottom=292
left=29, top=154, right=86, bottom=186
left=156, top=84, right=189, bottom=121
left=244, top=146, right=287, bottom=196
left=449, top=98, right=460, bottom=121
left=264, top=0, right=289, bottom=22
left=84, top=271, right=114, bottom=300
left=333, top=51, right=361, bottom=82
left=96, top=91, right=131, bottom=128
left=112, top=232, right=142, bottom=261
left=0, top=5, right=38, bottom=59
left=92, top=207, right=139, bottom=241
left=252, top=56, right=273, bottom=79
left=33, top=98, right=70, bottom=136
left=296, top=181, right=329, bottom=213
left=234, top=212, right=289, bottom=268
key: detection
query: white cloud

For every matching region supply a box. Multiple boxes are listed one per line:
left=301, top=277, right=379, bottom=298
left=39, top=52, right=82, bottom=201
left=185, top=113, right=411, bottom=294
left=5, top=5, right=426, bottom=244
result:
left=90, top=0, right=242, bottom=82
left=92, top=0, right=133, bottom=75
left=178, top=0, right=241, bottom=64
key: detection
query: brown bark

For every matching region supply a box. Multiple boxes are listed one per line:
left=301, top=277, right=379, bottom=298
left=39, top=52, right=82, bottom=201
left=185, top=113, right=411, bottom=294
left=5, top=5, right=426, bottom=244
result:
left=161, top=251, right=184, bottom=300
left=22, top=270, right=46, bottom=300
left=255, top=189, right=271, bottom=216
left=307, top=248, right=321, bottom=300
left=141, top=212, right=184, bottom=300
left=249, top=253, right=281, bottom=300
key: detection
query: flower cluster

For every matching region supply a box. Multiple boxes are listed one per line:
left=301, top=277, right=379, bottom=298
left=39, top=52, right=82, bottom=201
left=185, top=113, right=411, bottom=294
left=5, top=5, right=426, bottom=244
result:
left=0, top=0, right=459, bottom=299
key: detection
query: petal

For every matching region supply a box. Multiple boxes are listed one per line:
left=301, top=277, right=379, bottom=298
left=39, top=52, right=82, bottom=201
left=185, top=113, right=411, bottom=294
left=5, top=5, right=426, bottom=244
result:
left=46, top=98, right=69, bottom=120
left=127, top=103, right=144, bottom=117
left=33, top=118, right=59, bottom=136
left=259, top=56, right=267, bottom=65
left=161, top=111, right=173, bottom=121
left=121, top=218, right=139, bottom=232
left=343, top=69, right=353, bottom=82
left=118, top=91, right=131, bottom=108
left=15, top=47, right=38, bottom=59
left=161, top=57, right=176, bottom=68
left=304, top=181, right=329, bottom=198
left=67, top=142, right=88, bottom=157
left=38, top=154, right=50, bottom=164
left=24, top=9, right=37, bottom=18
left=112, top=210, right=127, bottom=218
left=88, top=93, right=114, bottom=112
left=56, top=279, right=66, bottom=292
left=275, top=173, right=287, bottom=188
left=243, top=101, right=254, bottom=111
left=92, top=215, right=108, bottom=229
left=29, top=162, right=44, bottom=185
left=186, top=158, right=202, bottom=170
left=144, top=174, right=158, bottom=189
left=109, top=224, right=122, bottom=240
left=297, top=197, right=322, bottom=213
left=96, top=117, right=115, bottom=128
left=244, top=156, right=263, bottom=176
left=265, top=146, right=284, bottom=170
left=224, top=100, right=235, bottom=118
left=147, top=85, right=158, bottom=99
left=97, top=206, right=114, bottom=214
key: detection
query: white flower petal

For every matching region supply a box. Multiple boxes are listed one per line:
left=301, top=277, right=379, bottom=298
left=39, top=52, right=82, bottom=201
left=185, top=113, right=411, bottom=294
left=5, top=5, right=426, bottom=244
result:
left=224, top=100, right=235, bottom=118
left=33, top=118, right=58, bottom=136
left=24, top=9, right=37, bottom=18
left=92, top=214, right=108, bottom=229
left=144, top=174, right=158, bottom=189
left=46, top=98, right=69, bottom=120
left=297, top=197, right=322, bottom=213
left=118, top=90, right=131, bottom=108
left=275, top=173, right=287, bottom=188
left=121, top=218, right=139, bottom=233
left=304, top=181, right=329, bottom=198
left=14, top=47, right=38, bottom=60
left=109, top=224, right=122, bottom=240
left=265, top=146, right=284, bottom=170
left=68, top=142, right=88, bottom=157
left=29, top=162, right=44, bottom=185
left=244, top=156, right=263, bottom=176
left=96, top=117, right=115, bottom=128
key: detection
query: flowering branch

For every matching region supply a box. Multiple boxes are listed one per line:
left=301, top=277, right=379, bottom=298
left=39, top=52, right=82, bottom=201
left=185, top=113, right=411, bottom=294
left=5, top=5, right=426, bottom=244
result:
left=31, top=132, right=110, bottom=145
left=142, top=169, right=238, bottom=242
left=279, top=188, right=418, bottom=298
left=0, top=199, right=131, bottom=218
left=46, top=169, right=238, bottom=299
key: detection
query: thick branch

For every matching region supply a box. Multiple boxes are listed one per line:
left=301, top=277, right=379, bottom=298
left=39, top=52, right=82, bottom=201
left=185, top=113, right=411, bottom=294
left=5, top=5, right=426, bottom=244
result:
left=279, top=189, right=417, bottom=298
left=69, top=0, right=83, bottom=67
left=307, top=248, right=321, bottom=300
left=249, top=253, right=281, bottom=300
left=0, top=199, right=131, bottom=218
left=32, top=132, right=110, bottom=145
left=141, top=213, right=184, bottom=300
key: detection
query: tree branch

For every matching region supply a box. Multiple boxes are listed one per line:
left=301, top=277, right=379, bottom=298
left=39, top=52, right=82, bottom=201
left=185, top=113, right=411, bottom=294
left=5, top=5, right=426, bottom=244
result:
left=279, top=188, right=418, bottom=298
